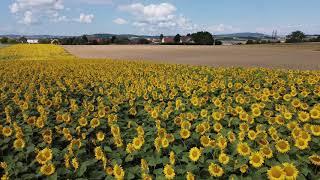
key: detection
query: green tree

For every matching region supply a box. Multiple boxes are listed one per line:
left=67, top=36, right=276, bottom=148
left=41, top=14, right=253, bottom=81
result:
left=81, top=35, right=88, bottom=43
left=7, top=38, right=18, bottom=44
left=191, top=31, right=214, bottom=45
left=160, top=34, right=164, bottom=41
left=246, top=40, right=255, bottom=44
left=286, top=31, right=306, bottom=43
left=19, top=37, right=27, bottom=43
left=174, top=34, right=181, bottom=43
left=0, top=37, right=9, bottom=44
left=111, top=36, right=117, bottom=43
left=38, top=39, right=51, bottom=44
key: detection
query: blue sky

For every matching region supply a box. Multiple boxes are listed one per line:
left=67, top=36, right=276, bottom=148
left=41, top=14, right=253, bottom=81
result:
left=0, top=0, right=319, bottom=36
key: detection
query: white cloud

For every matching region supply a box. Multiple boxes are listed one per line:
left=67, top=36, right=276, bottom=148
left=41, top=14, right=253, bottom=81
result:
left=119, top=3, right=198, bottom=34
left=77, top=13, right=94, bottom=23
left=10, top=0, right=64, bottom=13
left=113, top=18, right=127, bottom=25
left=20, top=11, right=37, bottom=25
left=207, top=24, right=240, bottom=34
left=9, top=0, right=95, bottom=25
left=78, top=0, right=113, bottom=5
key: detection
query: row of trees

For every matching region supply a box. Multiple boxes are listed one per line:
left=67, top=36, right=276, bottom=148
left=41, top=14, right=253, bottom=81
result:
left=286, top=31, right=320, bottom=43
left=162, top=31, right=222, bottom=45
left=0, top=37, right=19, bottom=44
left=246, top=39, right=281, bottom=45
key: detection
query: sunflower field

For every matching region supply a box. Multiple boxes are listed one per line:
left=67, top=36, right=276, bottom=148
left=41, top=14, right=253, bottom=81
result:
left=0, top=44, right=320, bottom=180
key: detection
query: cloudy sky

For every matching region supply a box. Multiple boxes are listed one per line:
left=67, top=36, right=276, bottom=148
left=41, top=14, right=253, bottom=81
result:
left=0, top=0, right=319, bottom=36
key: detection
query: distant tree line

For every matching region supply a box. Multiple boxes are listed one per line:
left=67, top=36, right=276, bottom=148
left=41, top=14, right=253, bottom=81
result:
left=246, top=39, right=281, bottom=45
left=285, top=31, right=320, bottom=43
left=0, top=37, right=18, bottom=44
left=161, top=31, right=222, bottom=45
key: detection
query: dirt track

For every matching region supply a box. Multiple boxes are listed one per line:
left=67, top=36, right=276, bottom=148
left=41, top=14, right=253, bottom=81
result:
left=63, top=43, right=320, bottom=70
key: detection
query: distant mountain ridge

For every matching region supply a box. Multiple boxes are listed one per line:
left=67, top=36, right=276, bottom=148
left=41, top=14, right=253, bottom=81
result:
left=0, top=32, right=273, bottom=39
left=216, top=32, right=272, bottom=40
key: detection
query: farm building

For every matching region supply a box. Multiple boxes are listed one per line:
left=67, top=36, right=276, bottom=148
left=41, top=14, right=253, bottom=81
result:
left=162, top=37, right=174, bottom=43
left=27, top=39, right=39, bottom=44
left=180, top=36, right=194, bottom=44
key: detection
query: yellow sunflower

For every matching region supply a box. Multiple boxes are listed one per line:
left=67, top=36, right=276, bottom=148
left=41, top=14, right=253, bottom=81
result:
left=186, top=171, right=195, bottom=180
left=294, top=138, right=309, bottom=150
left=189, top=147, right=201, bottom=162
left=133, top=137, right=143, bottom=150
left=309, top=154, right=320, bottom=166
left=78, top=117, right=87, bottom=127
left=298, top=111, right=310, bottom=122
left=40, top=163, right=55, bottom=176
left=282, top=163, right=298, bottom=180
left=311, top=125, right=320, bottom=136
left=90, top=118, right=100, bottom=128
left=218, top=153, right=230, bottom=165
left=180, top=129, right=191, bottom=139
left=105, top=166, right=113, bottom=175
left=275, top=140, right=290, bottom=153
left=267, top=165, right=285, bottom=180
left=252, top=107, right=261, bottom=117
left=94, top=146, right=104, bottom=160
left=72, top=158, right=79, bottom=170
left=13, top=138, right=25, bottom=149
left=163, top=164, right=175, bottom=179
left=200, top=135, right=211, bottom=147
left=113, top=164, right=125, bottom=180
left=240, top=164, right=248, bottom=174
left=310, top=108, right=320, bottom=119
left=249, top=152, right=264, bottom=168
left=247, top=130, right=257, bottom=140
left=159, top=137, right=168, bottom=148
left=213, top=122, right=222, bottom=132
left=260, top=146, right=273, bottom=159
left=2, top=126, right=12, bottom=137
left=169, top=151, right=175, bottom=165
left=208, top=163, right=224, bottom=177
left=96, top=131, right=105, bottom=142
left=237, top=142, right=251, bottom=156
left=141, top=159, right=149, bottom=172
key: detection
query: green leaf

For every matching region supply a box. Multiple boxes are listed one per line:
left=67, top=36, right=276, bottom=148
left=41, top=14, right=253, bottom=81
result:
left=21, top=173, right=36, bottom=180
left=77, top=159, right=97, bottom=177
left=277, top=154, right=290, bottom=162
left=47, top=172, right=58, bottom=180
left=104, top=146, right=112, bottom=153
left=125, top=154, right=134, bottom=162
left=300, top=167, right=310, bottom=176
left=126, top=172, right=135, bottom=180
left=256, top=167, right=268, bottom=174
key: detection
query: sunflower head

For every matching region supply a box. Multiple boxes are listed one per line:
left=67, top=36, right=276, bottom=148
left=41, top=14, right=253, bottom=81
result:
left=189, top=147, right=201, bottom=162
left=267, top=165, right=285, bottom=180
left=237, top=142, right=251, bottom=156
left=282, top=163, right=298, bottom=179
left=13, top=138, right=25, bottom=150
left=40, top=163, right=55, bottom=176
left=180, top=129, right=191, bottom=139
left=113, top=164, right=125, bottom=180
left=249, top=152, right=264, bottom=168
left=186, top=171, right=195, bottom=180
left=208, top=163, right=224, bottom=177
left=218, top=153, right=230, bottom=165
left=163, top=164, right=175, bottom=179
left=309, top=154, right=320, bottom=166
left=275, top=140, right=290, bottom=153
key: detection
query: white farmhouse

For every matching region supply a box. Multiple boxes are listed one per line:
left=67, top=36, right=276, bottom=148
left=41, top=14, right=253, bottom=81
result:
left=27, top=39, right=39, bottom=44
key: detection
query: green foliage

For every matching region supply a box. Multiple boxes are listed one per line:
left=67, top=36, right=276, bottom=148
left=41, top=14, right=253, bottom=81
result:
left=191, top=31, right=214, bottom=45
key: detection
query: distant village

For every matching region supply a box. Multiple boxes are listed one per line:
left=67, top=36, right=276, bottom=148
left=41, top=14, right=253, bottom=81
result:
left=1, top=30, right=319, bottom=46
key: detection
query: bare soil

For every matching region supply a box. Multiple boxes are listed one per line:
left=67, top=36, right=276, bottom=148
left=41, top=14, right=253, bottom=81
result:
left=63, top=43, right=320, bottom=70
